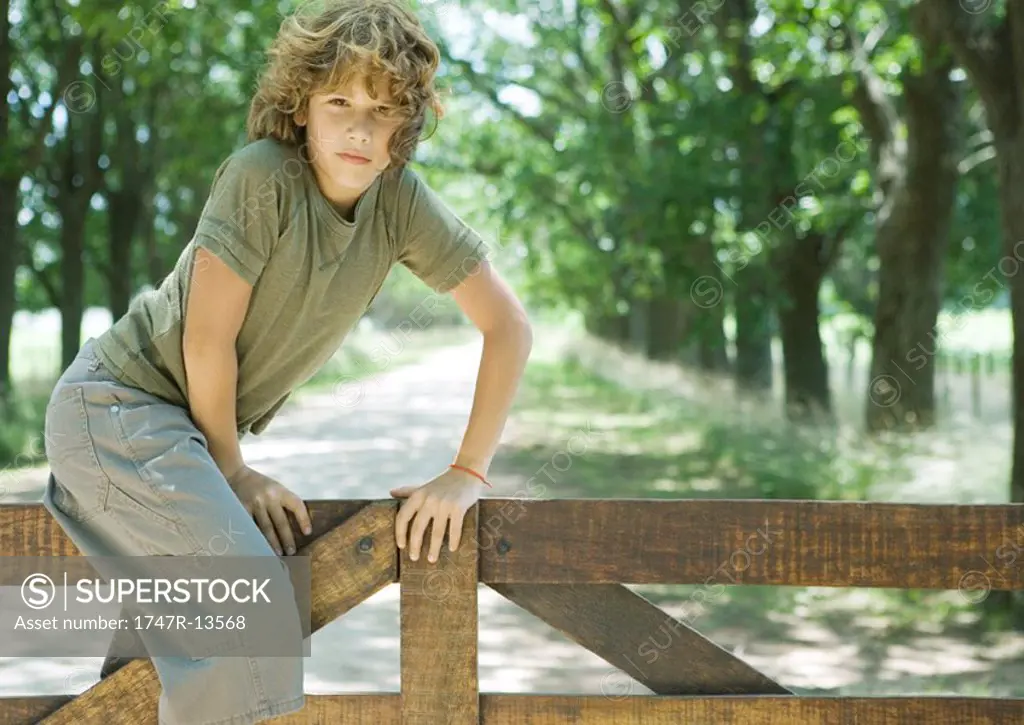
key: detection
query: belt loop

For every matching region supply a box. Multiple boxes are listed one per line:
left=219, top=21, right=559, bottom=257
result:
left=81, top=338, right=99, bottom=372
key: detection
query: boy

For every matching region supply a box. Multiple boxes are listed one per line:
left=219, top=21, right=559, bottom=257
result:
left=42, top=1, right=533, bottom=722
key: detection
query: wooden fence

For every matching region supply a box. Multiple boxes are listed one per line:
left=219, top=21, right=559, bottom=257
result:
left=2, top=498, right=1024, bottom=723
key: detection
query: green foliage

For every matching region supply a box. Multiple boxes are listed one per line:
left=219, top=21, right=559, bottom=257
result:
left=0, top=388, right=51, bottom=469
left=3, top=0, right=1006, bottom=334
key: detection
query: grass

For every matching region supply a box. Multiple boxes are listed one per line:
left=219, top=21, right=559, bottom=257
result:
left=0, top=384, right=52, bottom=467
left=499, top=340, right=912, bottom=503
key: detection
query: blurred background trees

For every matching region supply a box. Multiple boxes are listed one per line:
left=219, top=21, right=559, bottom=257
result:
left=1, top=0, right=1018, bottom=498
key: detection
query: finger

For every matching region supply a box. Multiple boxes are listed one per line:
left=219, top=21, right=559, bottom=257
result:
left=253, top=505, right=283, bottom=556
left=428, top=508, right=450, bottom=563
left=394, top=495, right=422, bottom=550
left=281, top=491, right=313, bottom=536
left=390, top=485, right=418, bottom=498
left=408, top=506, right=435, bottom=562
left=267, top=502, right=296, bottom=555
left=448, top=508, right=466, bottom=552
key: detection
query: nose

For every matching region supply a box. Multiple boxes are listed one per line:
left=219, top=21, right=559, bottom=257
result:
left=346, top=115, right=372, bottom=145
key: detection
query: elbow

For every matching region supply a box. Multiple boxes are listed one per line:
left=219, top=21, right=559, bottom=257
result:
left=485, top=315, right=533, bottom=354
left=520, top=319, right=534, bottom=350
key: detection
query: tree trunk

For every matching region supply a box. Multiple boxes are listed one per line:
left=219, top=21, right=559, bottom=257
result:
left=627, top=296, right=649, bottom=352
left=48, top=39, right=104, bottom=373
left=0, top=182, right=17, bottom=406
left=996, top=137, right=1024, bottom=505
left=763, top=88, right=836, bottom=422
left=778, top=236, right=833, bottom=422
left=697, top=300, right=730, bottom=373
left=733, top=264, right=773, bottom=391
left=144, top=196, right=163, bottom=286
left=647, top=293, right=686, bottom=360
left=923, top=0, right=1024, bottom=622
left=585, top=261, right=631, bottom=345
left=584, top=307, right=629, bottom=344
left=690, top=235, right=730, bottom=372
left=0, top=0, right=14, bottom=406
left=865, top=48, right=959, bottom=433
left=721, top=0, right=774, bottom=393
left=972, top=133, right=1024, bottom=623
left=60, top=214, right=87, bottom=372
left=108, top=192, right=140, bottom=320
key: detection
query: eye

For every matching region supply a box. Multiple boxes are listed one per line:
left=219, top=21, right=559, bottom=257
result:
left=328, top=97, right=349, bottom=107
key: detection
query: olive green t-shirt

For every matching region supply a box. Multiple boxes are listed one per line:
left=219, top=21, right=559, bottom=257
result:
left=93, top=138, right=488, bottom=436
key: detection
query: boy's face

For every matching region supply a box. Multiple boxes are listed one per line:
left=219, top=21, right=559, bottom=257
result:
left=296, top=73, right=404, bottom=212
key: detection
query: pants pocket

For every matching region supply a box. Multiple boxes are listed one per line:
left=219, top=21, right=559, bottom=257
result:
left=103, top=483, right=198, bottom=555
left=44, top=387, right=110, bottom=522
left=107, top=393, right=156, bottom=483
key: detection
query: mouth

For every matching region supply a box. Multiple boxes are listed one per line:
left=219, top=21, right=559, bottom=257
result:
left=338, top=151, right=371, bottom=165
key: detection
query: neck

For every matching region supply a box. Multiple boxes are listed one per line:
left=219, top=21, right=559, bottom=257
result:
left=309, top=163, right=369, bottom=222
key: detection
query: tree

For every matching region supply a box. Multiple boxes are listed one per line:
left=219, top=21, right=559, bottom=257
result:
left=921, top=1, right=1024, bottom=501
left=847, top=5, right=963, bottom=432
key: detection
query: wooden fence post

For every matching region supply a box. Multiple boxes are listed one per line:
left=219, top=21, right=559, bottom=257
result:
left=400, top=505, right=480, bottom=724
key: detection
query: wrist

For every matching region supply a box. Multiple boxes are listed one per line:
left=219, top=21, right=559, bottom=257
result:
left=453, top=454, right=490, bottom=478
left=220, top=459, right=246, bottom=484
left=450, top=462, right=492, bottom=488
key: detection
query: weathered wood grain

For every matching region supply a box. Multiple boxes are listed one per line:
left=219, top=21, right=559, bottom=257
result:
left=12, top=499, right=1024, bottom=589
left=478, top=499, right=1024, bottom=588
left=400, top=505, right=479, bottom=724
left=5, top=694, right=1022, bottom=724
left=479, top=695, right=1024, bottom=723
left=0, top=499, right=382, bottom=558
left=492, top=583, right=790, bottom=695
left=0, top=697, right=73, bottom=725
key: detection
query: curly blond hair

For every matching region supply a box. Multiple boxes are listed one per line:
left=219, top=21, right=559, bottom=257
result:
left=246, top=0, right=444, bottom=169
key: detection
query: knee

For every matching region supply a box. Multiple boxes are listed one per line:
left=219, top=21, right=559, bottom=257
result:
left=157, top=656, right=305, bottom=725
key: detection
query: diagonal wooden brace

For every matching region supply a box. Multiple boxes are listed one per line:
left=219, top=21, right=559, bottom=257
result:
left=491, top=582, right=791, bottom=696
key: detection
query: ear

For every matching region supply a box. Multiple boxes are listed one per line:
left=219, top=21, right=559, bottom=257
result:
left=294, top=99, right=309, bottom=127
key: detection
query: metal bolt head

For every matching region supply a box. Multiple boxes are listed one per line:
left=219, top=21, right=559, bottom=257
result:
left=357, top=536, right=373, bottom=553
left=496, top=538, right=511, bottom=555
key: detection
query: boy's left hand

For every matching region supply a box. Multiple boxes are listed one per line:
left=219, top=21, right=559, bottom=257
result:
left=390, top=467, right=486, bottom=563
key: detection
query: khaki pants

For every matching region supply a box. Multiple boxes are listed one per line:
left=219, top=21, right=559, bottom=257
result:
left=42, top=339, right=305, bottom=724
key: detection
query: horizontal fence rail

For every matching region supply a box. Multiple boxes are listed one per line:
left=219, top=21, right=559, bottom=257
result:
left=3, top=694, right=1023, bottom=724
left=4, top=499, right=1024, bottom=587
left=1, top=498, right=1022, bottom=724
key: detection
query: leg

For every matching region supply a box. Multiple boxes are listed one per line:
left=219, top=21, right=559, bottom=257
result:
left=99, top=604, right=138, bottom=679
left=44, top=341, right=306, bottom=725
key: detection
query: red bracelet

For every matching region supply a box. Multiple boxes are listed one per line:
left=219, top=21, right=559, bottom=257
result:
left=450, top=463, right=492, bottom=487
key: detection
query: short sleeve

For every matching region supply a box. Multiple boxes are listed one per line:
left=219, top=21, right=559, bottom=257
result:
left=394, top=168, right=489, bottom=293
left=192, top=144, right=283, bottom=286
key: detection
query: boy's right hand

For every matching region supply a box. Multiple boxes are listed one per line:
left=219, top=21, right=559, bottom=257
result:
left=225, top=465, right=313, bottom=556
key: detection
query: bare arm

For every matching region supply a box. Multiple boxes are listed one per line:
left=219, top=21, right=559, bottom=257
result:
left=450, top=259, right=533, bottom=476
left=181, top=245, right=312, bottom=555
left=182, top=246, right=251, bottom=478
left=392, top=259, right=533, bottom=563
